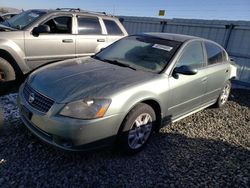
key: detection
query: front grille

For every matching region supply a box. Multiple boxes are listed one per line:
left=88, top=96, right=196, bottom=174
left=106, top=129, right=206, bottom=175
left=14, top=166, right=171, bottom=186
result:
left=23, top=83, right=54, bottom=113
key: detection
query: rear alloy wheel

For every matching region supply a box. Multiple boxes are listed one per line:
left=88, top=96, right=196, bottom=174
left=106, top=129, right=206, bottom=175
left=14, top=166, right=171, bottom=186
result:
left=215, top=80, right=231, bottom=108
left=118, top=103, right=156, bottom=154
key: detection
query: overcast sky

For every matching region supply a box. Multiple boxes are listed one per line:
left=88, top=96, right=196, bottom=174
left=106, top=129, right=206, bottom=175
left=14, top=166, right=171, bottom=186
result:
left=1, top=0, right=250, bottom=20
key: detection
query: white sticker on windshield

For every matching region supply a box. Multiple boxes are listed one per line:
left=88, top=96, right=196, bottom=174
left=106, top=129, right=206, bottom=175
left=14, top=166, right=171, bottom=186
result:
left=152, top=44, right=173, bottom=52
left=29, top=13, right=39, bottom=18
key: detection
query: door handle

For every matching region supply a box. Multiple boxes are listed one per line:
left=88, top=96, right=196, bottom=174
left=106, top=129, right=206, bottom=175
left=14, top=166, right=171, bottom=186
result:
left=62, top=39, right=73, bottom=43
left=97, top=39, right=105, bottom=42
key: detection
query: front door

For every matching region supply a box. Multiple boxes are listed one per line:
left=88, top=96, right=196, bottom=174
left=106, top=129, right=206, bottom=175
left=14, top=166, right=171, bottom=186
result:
left=168, top=41, right=207, bottom=120
left=25, top=15, right=75, bottom=69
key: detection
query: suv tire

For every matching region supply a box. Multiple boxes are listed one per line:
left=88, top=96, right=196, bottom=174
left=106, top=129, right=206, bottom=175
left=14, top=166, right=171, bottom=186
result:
left=0, top=57, right=15, bottom=82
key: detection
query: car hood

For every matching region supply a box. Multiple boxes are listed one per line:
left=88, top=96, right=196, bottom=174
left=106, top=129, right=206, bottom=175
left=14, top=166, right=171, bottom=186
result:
left=28, top=57, right=155, bottom=103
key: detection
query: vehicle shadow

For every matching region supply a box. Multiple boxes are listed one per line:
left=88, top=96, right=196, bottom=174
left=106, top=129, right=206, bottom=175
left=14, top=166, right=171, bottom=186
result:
left=229, top=89, right=250, bottom=108
left=0, top=103, right=3, bottom=130
left=0, top=78, right=25, bottom=96
left=0, top=119, right=249, bottom=187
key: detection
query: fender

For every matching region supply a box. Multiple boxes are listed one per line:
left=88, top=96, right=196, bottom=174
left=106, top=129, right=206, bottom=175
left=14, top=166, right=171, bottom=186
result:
left=0, top=38, right=30, bottom=74
left=107, top=77, right=170, bottom=133
left=111, top=90, right=165, bottom=133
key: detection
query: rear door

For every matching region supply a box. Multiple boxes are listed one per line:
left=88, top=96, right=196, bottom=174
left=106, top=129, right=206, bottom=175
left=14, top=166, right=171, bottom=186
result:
left=75, top=16, right=107, bottom=57
left=102, top=19, right=125, bottom=46
left=25, top=15, right=75, bottom=69
left=203, top=41, right=230, bottom=102
left=168, top=41, right=207, bottom=119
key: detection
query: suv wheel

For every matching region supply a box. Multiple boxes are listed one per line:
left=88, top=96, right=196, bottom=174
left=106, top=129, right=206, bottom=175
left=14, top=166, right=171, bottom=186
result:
left=214, top=80, right=231, bottom=108
left=0, top=57, right=15, bottom=82
left=118, top=103, right=156, bottom=154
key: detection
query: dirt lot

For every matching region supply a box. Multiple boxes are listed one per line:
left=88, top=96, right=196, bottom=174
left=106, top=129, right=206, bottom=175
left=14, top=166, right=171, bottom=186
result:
left=0, top=89, right=249, bottom=187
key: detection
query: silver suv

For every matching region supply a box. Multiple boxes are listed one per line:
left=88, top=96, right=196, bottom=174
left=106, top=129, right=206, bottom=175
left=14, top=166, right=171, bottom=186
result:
left=0, top=8, right=127, bottom=82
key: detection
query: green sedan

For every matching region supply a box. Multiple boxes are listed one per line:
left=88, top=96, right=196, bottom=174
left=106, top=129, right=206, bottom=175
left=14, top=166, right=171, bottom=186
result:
left=18, top=33, right=236, bottom=154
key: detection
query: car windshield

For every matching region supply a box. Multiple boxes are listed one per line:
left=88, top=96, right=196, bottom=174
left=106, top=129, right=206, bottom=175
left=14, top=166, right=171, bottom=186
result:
left=95, top=35, right=182, bottom=73
left=2, top=10, right=46, bottom=30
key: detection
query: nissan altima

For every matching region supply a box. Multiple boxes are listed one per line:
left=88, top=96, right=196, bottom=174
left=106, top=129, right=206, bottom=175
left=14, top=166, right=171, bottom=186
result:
left=18, top=33, right=236, bottom=153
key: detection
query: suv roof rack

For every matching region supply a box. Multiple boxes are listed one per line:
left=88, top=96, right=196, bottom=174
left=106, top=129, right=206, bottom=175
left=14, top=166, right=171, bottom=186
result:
left=56, top=8, right=113, bottom=16
left=56, top=8, right=81, bottom=12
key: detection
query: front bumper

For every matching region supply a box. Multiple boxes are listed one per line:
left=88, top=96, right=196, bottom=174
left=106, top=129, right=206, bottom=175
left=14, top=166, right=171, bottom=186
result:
left=17, top=85, right=125, bottom=151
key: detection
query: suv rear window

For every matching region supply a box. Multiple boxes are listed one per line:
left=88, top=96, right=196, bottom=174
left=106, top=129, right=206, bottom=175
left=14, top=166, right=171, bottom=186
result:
left=103, top=19, right=123, bottom=35
left=205, top=42, right=226, bottom=65
left=77, top=17, right=102, bottom=35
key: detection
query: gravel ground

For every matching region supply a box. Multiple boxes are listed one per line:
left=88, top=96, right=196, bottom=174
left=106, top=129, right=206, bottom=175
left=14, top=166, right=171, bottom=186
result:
left=0, top=89, right=249, bottom=187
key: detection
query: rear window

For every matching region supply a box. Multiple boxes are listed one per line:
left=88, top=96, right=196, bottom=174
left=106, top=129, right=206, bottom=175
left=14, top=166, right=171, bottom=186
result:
left=77, top=17, right=102, bottom=35
left=103, top=19, right=123, bottom=35
left=205, top=42, right=227, bottom=65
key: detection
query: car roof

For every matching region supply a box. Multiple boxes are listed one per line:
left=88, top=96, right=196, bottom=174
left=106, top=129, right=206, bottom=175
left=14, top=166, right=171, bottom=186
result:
left=143, top=32, right=201, bottom=42
left=24, top=8, right=116, bottom=19
left=44, top=8, right=115, bottom=18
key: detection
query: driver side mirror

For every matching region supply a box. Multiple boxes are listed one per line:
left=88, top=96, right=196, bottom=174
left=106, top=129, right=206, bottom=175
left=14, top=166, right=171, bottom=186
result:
left=173, top=65, right=198, bottom=76
left=32, top=25, right=50, bottom=36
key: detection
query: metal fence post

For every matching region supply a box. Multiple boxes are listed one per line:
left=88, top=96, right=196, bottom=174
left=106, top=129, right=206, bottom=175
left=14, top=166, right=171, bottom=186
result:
left=119, top=17, right=124, bottom=24
left=160, top=21, right=167, bottom=32
left=224, top=24, right=235, bottom=50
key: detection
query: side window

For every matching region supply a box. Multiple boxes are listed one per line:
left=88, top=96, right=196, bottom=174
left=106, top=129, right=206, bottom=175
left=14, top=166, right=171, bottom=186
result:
left=205, top=42, right=226, bottom=65
left=43, top=16, right=72, bottom=34
left=77, top=17, right=102, bottom=35
left=103, top=19, right=123, bottom=35
left=176, top=41, right=204, bottom=69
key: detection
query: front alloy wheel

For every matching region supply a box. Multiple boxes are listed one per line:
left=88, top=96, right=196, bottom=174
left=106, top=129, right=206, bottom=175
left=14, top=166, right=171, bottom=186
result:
left=0, top=69, right=5, bottom=82
left=128, top=113, right=153, bottom=149
left=118, top=103, right=156, bottom=154
left=0, top=57, right=16, bottom=82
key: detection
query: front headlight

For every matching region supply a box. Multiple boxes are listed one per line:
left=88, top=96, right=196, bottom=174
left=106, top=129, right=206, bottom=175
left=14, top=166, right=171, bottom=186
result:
left=60, top=98, right=111, bottom=119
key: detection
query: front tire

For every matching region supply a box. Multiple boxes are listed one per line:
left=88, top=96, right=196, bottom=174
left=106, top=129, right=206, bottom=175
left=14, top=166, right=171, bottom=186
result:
left=118, top=103, right=156, bottom=154
left=214, top=80, right=231, bottom=108
left=0, top=57, right=16, bottom=82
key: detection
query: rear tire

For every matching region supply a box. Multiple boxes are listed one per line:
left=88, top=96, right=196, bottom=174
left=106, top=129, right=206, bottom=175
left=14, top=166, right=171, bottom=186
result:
left=117, top=103, right=156, bottom=154
left=214, top=80, right=231, bottom=108
left=0, top=57, right=16, bottom=82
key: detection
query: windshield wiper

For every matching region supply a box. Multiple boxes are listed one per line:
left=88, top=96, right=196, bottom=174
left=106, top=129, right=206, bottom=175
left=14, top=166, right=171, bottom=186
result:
left=103, top=59, right=137, bottom=71
left=92, top=55, right=137, bottom=71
